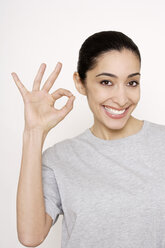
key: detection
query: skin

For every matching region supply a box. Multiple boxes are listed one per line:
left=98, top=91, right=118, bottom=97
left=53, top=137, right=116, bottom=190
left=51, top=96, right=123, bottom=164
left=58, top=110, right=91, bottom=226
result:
left=73, top=48, right=143, bottom=140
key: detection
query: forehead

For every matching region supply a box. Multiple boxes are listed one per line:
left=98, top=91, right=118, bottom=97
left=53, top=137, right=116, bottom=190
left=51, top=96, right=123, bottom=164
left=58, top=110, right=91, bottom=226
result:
left=90, top=49, right=140, bottom=76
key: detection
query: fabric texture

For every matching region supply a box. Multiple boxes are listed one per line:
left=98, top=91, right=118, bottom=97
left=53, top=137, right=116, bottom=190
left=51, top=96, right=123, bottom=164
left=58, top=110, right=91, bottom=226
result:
left=42, top=119, right=165, bottom=248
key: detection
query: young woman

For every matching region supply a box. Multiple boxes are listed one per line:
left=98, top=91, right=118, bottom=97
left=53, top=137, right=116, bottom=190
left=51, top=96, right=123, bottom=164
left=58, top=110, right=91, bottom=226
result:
left=12, top=31, right=165, bottom=248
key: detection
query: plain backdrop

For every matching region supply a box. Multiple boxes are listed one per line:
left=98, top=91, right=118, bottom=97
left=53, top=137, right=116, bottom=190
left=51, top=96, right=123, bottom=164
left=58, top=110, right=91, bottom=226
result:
left=1, top=0, right=165, bottom=247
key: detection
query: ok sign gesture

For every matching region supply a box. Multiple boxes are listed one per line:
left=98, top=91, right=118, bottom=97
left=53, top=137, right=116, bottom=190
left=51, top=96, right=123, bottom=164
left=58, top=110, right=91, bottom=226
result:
left=11, top=62, right=75, bottom=135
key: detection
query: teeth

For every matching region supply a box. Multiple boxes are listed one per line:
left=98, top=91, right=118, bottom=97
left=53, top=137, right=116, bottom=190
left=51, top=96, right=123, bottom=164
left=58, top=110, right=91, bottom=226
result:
left=104, top=106, right=126, bottom=115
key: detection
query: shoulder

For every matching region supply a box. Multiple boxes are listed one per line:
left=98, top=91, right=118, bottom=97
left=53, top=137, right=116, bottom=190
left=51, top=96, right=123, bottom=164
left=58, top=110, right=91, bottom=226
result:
left=146, top=120, right=165, bottom=140
left=42, top=129, right=89, bottom=163
left=147, top=120, right=165, bottom=132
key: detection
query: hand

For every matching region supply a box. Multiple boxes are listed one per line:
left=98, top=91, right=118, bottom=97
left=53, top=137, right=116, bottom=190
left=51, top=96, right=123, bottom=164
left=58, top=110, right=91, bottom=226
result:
left=11, top=62, right=75, bottom=134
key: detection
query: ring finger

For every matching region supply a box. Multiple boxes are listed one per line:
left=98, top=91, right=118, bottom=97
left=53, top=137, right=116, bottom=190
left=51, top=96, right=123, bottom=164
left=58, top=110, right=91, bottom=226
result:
left=41, top=62, right=62, bottom=92
left=32, top=63, right=46, bottom=91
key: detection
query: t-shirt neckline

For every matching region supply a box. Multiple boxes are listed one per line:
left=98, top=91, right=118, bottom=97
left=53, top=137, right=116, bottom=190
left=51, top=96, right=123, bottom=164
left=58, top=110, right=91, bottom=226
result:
left=84, top=120, right=149, bottom=145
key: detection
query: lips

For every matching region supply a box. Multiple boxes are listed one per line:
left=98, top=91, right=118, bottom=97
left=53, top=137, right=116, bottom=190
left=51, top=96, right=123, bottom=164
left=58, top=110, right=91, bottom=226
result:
left=102, top=105, right=130, bottom=119
left=103, top=105, right=129, bottom=111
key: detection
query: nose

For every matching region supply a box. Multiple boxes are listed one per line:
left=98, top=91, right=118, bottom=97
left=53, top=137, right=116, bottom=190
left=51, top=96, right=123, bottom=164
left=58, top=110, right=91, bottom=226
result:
left=111, top=85, right=129, bottom=107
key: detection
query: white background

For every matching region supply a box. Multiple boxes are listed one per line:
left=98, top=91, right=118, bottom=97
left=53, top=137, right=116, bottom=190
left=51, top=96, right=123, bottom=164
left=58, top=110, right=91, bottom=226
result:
left=1, top=0, right=165, bottom=247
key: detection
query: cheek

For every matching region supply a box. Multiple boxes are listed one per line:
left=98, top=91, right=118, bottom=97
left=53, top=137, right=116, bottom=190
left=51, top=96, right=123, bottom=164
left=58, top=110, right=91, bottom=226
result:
left=87, top=87, right=140, bottom=105
left=129, top=89, right=140, bottom=103
left=87, top=88, right=108, bottom=103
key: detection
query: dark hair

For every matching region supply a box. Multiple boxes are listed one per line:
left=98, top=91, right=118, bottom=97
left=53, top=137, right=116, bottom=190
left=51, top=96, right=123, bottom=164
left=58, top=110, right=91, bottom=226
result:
left=77, top=30, right=141, bottom=84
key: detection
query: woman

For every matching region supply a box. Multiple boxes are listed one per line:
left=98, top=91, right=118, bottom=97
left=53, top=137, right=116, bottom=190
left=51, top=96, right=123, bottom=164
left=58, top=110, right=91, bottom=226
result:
left=12, top=31, right=165, bottom=247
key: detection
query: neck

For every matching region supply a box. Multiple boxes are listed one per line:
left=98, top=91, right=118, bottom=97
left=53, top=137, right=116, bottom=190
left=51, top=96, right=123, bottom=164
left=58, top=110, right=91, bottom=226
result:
left=90, top=116, right=143, bottom=140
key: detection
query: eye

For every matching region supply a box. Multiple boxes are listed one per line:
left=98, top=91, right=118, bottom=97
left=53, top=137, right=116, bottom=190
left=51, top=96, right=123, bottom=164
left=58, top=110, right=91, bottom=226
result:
left=100, top=80, right=112, bottom=86
left=100, top=80, right=139, bottom=87
left=128, top=81, right=139, bottom=87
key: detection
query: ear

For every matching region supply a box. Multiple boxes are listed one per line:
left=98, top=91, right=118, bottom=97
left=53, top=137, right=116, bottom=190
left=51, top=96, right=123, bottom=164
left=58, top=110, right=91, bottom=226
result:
left=73, top=72, right=87, bottom=96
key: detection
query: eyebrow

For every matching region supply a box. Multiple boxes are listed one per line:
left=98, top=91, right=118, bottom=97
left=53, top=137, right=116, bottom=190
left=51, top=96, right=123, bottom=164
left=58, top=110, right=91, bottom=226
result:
left=96, top=72, right=141, bottom=78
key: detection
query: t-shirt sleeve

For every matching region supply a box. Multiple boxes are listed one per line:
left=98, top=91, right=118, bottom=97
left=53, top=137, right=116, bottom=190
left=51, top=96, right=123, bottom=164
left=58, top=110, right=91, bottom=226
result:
left=42, top=147, right=64, bottom=227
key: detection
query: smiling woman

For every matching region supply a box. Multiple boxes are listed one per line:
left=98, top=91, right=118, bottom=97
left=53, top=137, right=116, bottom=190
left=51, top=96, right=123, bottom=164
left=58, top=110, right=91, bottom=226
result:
left=73, top=31, right=142, bottom=140
left=13, top=30, right=165, bottom=248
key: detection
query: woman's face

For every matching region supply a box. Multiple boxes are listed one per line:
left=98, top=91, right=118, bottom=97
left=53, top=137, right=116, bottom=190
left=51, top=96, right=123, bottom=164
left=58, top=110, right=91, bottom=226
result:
left=74, top=48, right=141, bottom=132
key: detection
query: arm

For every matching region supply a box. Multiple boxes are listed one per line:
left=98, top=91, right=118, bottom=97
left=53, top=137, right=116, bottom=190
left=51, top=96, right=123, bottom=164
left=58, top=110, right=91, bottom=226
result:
left=12, top=62, right=75, bottom=247
left=16, top=129, right=47, bottom=247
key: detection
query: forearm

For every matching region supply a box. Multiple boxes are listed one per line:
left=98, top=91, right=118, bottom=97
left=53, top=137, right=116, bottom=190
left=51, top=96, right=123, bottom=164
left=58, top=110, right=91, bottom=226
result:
left=16, top=129, right=47, bottom=245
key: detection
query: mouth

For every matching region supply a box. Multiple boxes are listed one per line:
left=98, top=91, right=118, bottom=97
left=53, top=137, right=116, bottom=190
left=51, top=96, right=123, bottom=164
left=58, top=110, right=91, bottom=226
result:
left=103, top=105, right=128, bottom=111
left=102, top=105, right=130, bottom=119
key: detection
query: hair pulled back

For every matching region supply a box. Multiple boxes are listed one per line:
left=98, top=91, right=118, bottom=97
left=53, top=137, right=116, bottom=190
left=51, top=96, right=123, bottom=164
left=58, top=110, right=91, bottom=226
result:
left=77, top=30, right=141, bottom=83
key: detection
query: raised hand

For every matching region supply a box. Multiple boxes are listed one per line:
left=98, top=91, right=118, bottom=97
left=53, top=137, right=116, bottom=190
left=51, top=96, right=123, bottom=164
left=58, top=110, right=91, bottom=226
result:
left=11, top=62, right=75, bottom=135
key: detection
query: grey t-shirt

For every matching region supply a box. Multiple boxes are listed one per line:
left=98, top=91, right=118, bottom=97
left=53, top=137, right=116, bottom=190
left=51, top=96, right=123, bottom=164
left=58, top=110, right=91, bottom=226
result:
left=42, top=119, right=165, bottom=248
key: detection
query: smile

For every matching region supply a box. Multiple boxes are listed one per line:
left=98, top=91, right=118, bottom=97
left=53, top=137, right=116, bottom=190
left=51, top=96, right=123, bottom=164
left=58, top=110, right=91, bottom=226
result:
left=102, top=105, right=130, bottom=119
left=103, top=106, right=127, bottom=115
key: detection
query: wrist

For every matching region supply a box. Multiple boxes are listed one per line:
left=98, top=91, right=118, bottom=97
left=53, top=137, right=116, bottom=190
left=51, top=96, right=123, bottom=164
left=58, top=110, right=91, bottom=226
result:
left=23, top=128, right=47, bottom=144
left=23, top=126, right=47, bottom=134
